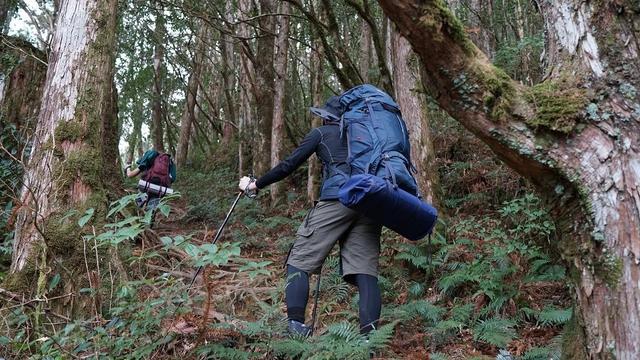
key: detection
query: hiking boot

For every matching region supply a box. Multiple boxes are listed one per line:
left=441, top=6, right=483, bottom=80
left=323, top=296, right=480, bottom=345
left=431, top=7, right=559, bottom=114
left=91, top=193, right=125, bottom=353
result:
left=287, top=319, right=312, bottom=337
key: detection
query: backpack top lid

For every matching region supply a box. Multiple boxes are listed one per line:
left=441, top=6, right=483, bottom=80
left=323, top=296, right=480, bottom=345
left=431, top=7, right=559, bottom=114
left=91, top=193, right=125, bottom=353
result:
left=309, top=95, right=344, bottom=122
left=338, top=84, right=399, bottom=112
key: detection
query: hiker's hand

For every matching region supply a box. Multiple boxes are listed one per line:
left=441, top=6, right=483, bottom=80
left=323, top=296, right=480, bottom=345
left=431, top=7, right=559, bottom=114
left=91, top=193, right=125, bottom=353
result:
left=239, top=176, right=257, bottom=192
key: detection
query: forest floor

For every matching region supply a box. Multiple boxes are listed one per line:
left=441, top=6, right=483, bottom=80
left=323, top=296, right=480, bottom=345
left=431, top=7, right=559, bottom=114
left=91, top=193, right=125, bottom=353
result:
left=128, top=154, right=570, bottom=360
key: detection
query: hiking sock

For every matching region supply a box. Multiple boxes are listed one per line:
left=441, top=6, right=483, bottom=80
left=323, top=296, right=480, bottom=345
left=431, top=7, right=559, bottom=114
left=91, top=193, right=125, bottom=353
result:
left=285, top=265, right=310, bottom=323
left=355, top=274, right=381, bottom=335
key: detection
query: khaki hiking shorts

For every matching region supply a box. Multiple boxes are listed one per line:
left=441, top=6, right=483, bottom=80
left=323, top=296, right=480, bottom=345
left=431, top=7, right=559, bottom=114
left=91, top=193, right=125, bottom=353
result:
left=286, top=200, right=382, bottom=278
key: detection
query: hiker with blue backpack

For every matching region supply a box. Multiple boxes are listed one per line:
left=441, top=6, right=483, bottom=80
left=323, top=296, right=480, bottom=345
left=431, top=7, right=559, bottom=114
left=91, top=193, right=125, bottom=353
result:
left=238, top=84, right=437, bottom=338
left=126, top=149, right=177, bottom=211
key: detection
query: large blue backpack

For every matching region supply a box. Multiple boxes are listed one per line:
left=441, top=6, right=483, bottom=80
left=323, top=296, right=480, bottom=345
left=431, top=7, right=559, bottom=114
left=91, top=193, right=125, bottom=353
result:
left=335, top=85, right=438, bottom=240
left=337, top=84, right=419, bottom=196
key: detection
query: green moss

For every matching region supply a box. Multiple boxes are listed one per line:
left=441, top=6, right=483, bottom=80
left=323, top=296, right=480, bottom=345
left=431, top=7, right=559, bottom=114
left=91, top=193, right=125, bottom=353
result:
left=54, top=120, right=84, bottom=143
left=593, top=252, right=623, bottom=288
left=2, top=258, right=38, bottom=295
left=478, top=66, right=515, bottom=122
left=44, top=212, right=81, bottom=255
left=561, top=309, right=589, bottom=359
left=53, top=149, right=104, bottom=194
left=525, top=81, right=588, bottom=134
left=420, top=0, right=475, bottom=55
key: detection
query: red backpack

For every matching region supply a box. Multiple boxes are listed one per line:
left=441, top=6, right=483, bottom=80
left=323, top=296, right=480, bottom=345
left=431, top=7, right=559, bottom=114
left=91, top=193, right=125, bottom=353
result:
left=143, top=153, right=172, bottom=187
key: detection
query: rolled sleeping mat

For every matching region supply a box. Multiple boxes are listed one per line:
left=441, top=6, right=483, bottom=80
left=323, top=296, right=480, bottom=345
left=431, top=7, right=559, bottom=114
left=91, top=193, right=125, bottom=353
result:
left=338, top=174, right=437, bottom=241
left=138, top=180, right=174, bottom=197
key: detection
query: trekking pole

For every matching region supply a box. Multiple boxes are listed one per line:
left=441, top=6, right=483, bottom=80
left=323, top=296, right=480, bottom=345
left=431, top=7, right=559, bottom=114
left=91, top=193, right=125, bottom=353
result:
left=185, top=190, right=244, bottom=290
left=309, top=272, right=322, bottom=335
left=171, top=190, right=243, bottom=318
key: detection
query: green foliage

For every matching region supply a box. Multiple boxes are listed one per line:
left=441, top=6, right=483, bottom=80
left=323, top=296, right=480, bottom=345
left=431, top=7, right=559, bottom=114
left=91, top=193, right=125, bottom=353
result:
left=520, top=345, right=561, bottom=360
left=270, top=321, right=396, bottom=360
left=472, top=318, right=517, bottom=348
left=521, top=306, right=572, bottom=327
left=390, top=193, right=568, bottom=353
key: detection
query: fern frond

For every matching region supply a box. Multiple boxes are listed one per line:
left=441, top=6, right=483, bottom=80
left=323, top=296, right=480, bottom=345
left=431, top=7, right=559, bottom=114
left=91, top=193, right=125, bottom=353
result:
left=537, top=306, right=572, bottom=326
left=438, top=270, right=476, bottom=294
left=271, top=338, right=312, bottom=358
left=472, top=317, right=517, bottom=348
left=408, top=282, right=426, bottom=298
left=326, top=321, right=364, bottom=343
left=196, top=344, right=250, bottom=360
left=450, top=303, right=474, bottom=324
left=366, top=321, right=396, bottom=350
left=521, top=345, right=561, bottom=360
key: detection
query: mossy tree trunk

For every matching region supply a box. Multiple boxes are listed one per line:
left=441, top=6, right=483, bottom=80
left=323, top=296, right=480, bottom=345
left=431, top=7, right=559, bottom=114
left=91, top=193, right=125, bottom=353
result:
left=8, top=0, right=120, bottom=316
left=380, top=0, right=640, bottom=358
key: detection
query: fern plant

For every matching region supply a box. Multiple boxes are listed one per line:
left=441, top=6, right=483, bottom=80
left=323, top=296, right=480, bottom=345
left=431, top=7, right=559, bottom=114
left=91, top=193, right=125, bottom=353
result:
left=472, top=317, right=517, bottom=348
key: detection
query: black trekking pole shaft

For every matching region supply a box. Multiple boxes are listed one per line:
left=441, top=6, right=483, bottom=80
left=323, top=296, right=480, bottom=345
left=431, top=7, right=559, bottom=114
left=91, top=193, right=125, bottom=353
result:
left=310, top=273, right=322, bottom=335
left=187, top=190, right=244, bottom=289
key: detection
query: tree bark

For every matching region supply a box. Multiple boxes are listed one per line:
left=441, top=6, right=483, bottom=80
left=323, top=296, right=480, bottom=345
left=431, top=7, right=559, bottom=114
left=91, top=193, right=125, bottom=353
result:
left=307, top=29, right=324, bottom=203
left=359, top=18, right=372, bottom=83
left=270, top=1, right=290, bottom=205
left=237, top=0, right=254, bottom=178
left=151, top=1, right=165, bottom=152
left=220, top=0, right=236, bottom=146
left=0, top=37, right=46, bottom=225
left=176, top=23, right=207, bottom=168
left=7, top=0, right=120, bottom=313
left=390, top=28, right=438, bottom=204
left=253, top=0, right=276, bottom=178
left=379, top=0, right=640, bottom=358
left=0, top=37, right=46, bottom=155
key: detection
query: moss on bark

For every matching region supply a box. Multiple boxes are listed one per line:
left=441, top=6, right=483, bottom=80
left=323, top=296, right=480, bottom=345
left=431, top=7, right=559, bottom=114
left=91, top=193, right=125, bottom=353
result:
left=525, top=81, right=588, bottom=133
left=420, top=0, right=475, bottom=55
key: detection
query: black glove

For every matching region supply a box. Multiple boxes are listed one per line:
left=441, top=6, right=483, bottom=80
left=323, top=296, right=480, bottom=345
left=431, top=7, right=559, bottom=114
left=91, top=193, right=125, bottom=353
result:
left=123, top=163, right=132, bottom=177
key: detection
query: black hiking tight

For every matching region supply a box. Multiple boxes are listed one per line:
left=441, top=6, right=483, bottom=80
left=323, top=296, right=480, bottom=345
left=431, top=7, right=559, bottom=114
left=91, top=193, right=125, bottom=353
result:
left=285, top=265, right=381, bottom=334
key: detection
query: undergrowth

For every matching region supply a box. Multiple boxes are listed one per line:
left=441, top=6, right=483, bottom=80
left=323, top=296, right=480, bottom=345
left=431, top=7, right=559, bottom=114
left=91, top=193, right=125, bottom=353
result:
left=0, top=156, right=570, bottom=359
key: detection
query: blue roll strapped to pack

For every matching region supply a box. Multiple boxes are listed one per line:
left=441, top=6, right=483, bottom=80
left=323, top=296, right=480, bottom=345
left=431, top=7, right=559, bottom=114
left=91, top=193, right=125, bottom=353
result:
left=338, top=174, right=438, bottom=241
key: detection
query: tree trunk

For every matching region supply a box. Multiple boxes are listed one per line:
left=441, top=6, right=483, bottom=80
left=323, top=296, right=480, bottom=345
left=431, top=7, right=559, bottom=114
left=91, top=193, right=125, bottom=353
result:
left=359, top=18, right=372, bottom=83
left=390, top=28, right=438, bottom=204
left=270, top=2, right=291, bottom=205
left=380, top=0, right=640, bottom=358
left=307, top=32, right=324, bottom=203
left=0, top=37, right=47, bottom=157
left=220, top=0, right=236, bottom=146
left=7, top=0, right=120, bottom=314
left=0, top=0, right=16, bottom=32
left=176, top=23, right=207, bottom=168
left=237, top=0, right=254, bottom=178
left=253, top=0, right=276, bottom=177
left=0, top=37, right=47, bottom=225
left=151, top=1, right=165, bottom=152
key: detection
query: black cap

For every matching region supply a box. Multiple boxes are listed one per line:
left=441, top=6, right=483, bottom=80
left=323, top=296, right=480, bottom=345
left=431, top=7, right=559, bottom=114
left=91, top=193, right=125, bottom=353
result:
left=309, top=96, right=343, bottom=122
